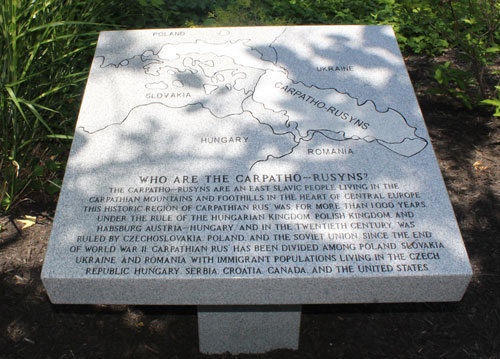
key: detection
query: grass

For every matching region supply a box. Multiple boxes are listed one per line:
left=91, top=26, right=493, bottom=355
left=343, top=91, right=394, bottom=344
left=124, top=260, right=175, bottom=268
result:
left=0, top=0, right=112, bottom=213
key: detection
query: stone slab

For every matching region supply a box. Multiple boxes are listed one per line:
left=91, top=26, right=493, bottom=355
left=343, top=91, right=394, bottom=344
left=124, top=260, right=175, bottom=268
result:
left=41, top=25, right=472, bottom=305
left=198, top=305, right=301, bottom=354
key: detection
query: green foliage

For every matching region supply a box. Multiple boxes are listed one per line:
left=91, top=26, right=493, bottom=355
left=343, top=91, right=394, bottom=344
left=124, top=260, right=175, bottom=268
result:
left=402, top=0, right=500, bottom=108
left=105, top=0, right=229, bottom=29
left=0, top=0, right=112, bottom=213
left=481, top=67, right=500, bottom=116
left=480, top=88, right=500, bottom=116
left=431, top=61, right=477, bottom=109
left=206, top=0, right=406, bottom=28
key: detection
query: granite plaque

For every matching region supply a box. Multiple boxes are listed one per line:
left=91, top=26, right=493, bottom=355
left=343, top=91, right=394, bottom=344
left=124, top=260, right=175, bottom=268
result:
left=42, top=25, right=472, bottom=305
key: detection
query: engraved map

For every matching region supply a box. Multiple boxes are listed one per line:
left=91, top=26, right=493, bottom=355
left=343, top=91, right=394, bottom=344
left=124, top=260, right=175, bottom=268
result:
left=77, top=26, right=428, bottom=170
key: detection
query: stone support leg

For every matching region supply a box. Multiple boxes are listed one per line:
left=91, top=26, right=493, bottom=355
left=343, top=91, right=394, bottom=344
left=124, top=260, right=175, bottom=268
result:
left=198, top=305, right=301, bottom=354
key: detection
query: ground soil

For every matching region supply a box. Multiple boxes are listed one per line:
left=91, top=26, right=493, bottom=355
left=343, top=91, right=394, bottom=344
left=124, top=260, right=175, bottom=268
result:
left=1, top=56, right=499, bottom=359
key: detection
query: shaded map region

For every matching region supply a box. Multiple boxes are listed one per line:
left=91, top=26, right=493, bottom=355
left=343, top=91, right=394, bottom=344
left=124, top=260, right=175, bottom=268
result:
left=252, top=70, right=428, bottom=157
left=80, top=38, right=428, bottom=166
left=73, top=103, right=294, bottom=172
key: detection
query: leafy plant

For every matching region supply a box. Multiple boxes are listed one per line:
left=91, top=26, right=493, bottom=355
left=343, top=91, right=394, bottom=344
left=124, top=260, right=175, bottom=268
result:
left=481, top=87, right=500, bottom=116
left=481, top=69, right=500, bottom=116
left=206, top=0, right=407, bottom=28
left=0, top=0, right=110, bottom=213
left=432, top=61, right=477, bottom=109
left=402, top=0, right=500, bottom=108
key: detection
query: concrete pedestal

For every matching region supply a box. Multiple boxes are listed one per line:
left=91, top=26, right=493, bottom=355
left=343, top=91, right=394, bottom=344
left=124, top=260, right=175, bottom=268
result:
left=198, top=305, right=301, bottom=354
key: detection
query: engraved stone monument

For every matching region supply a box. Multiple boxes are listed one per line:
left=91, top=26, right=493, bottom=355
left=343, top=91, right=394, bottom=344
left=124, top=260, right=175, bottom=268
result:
left=42, top=25, right=472, bottom=354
